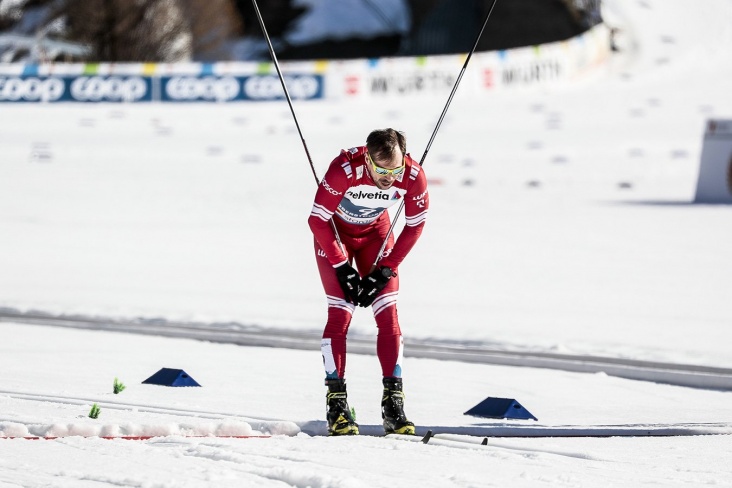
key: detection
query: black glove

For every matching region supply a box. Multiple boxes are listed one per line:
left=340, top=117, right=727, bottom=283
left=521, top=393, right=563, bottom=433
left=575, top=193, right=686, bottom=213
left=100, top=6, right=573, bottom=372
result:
left=334, top=262, right=360, bottom=304
left=357, top=266, right=394, bottom=307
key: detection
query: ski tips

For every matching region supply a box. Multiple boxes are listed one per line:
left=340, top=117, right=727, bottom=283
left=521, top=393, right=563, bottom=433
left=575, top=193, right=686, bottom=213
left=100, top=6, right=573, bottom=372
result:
left=421, top=429, right=434, bottom=444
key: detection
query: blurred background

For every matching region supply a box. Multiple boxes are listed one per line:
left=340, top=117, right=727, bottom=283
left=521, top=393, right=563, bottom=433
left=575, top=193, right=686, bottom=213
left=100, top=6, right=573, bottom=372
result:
left=0, top=0, right=603, bottom=62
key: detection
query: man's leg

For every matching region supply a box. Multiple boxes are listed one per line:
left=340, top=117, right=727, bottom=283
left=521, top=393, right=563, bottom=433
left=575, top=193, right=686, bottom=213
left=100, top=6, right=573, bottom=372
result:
left=372, top=287, right=403, bottom=378
left=314, top=238, right=354, bottom=380
left=314, top=238, right=359, bottom=435
left=354, top=230, right=415, bottom=435
left=372, top=291, right=415, bottom=434
left=353, top=232, right=403, bottom=378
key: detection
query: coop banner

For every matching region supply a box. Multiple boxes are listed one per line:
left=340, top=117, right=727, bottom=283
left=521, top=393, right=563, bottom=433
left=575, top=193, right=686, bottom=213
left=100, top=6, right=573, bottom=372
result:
left=0, top=75, right=153, bottom=103
left=159, top=74, right=324, bottom=102
left=0, top=74, right=323, bottom=103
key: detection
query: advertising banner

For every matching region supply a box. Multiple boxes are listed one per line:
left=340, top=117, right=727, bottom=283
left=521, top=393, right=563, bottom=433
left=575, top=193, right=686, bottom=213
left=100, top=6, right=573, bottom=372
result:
left=160, top=74, right=324, bottom=102
left=0, top=23, right=608, bottom=103
left=0, top=75, right=152, bottom=103
left=0, top=74, right=323, bottom=103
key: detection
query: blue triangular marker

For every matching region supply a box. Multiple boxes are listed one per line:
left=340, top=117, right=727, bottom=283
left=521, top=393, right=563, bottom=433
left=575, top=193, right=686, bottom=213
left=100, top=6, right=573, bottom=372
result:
left=142, top=368, right=201, bottom=387
left=464, top=397, right=537, bottom=421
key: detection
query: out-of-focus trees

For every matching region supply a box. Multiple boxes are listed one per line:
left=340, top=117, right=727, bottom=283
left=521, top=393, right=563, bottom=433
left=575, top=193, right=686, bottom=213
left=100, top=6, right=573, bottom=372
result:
left=1, top=0, right=603, bottom=62
left=0, top=0, right=243, bottom=62
left=62, top=0, right=190, bottom=62
left=184, top=0, right=243, bottom=61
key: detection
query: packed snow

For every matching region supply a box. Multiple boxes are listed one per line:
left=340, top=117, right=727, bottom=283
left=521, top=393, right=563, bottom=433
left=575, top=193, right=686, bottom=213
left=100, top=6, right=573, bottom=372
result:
left=2, top=0, right=732, bottom=486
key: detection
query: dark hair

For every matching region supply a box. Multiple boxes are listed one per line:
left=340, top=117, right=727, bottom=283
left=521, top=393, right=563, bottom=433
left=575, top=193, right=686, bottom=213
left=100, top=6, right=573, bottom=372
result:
left=366, top=128, right=406, bottom=162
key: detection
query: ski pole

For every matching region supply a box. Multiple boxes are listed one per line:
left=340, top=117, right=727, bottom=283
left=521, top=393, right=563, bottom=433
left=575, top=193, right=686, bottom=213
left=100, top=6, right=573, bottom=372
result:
left=250, top=0, right=319, bottom=185
left=251, top=0, right=346, bottom=252
left=369, top=0, right=500, bottom=272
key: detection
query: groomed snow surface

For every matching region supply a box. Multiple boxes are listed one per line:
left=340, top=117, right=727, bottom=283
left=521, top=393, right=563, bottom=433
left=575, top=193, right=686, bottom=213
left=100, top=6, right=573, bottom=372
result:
left=2, top=324, right=732, bottom=487
left=2, top=0, right=732, bottom=486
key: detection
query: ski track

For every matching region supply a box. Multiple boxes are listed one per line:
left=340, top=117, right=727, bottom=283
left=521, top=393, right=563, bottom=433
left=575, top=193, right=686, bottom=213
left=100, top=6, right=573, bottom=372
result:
left=3, top=308, right=732, bottom=448
left=3, top=309, right=732, bottom=391
left=3, top=388, right=732, bottom=441
left=1, top=432, right=607, bottom=487
left=6, top=433, right=728, bottom=488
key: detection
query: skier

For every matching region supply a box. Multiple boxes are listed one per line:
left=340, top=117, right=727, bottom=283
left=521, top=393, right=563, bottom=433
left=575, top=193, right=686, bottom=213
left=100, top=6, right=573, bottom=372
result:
left=308, top=128, right=429, bottom=436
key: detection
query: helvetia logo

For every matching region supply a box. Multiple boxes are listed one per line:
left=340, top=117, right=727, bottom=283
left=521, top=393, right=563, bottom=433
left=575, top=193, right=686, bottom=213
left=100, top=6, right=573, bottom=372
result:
left=346, top=190, right=389, bottom=200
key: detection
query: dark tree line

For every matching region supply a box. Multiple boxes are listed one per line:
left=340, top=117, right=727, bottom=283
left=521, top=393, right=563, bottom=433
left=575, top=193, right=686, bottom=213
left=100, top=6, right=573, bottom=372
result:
left=1, top=0, right=603, bottom=62
left=233, top=0, right=601, bottom=61
left=1, top=0, right=242, bottom=62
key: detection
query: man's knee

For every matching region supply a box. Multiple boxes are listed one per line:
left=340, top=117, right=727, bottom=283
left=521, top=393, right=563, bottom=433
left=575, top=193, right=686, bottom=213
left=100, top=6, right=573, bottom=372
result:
left=372, top=291, right=398, bottom=318
left=374, top=296, right=401, bottom=336
left=323, top=299, right=354, bottom=337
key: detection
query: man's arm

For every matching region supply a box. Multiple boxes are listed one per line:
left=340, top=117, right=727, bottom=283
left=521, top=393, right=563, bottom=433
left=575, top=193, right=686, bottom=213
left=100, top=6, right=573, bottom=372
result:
left=307, top=152, right=353, bottom=267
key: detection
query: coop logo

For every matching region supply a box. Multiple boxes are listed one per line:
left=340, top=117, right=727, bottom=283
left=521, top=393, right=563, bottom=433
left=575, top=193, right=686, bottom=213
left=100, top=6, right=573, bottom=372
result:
left=243, top=75, right=322, bottom=100
left=0, top=77, right=65, bottom=102
left=164, top=76, right=239, bottom=102
left=70, top=76, right=149, bottom=102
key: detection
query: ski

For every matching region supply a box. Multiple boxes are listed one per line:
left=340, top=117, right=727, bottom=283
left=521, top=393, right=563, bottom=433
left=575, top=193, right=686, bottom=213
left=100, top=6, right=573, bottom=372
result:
left=305, top=421, right=732, bottom=439
left=379, top=430, right=499, bottom=453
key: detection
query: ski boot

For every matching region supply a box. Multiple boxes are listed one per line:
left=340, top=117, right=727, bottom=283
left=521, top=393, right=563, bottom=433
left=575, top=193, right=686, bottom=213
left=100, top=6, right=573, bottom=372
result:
left=381, top=377, right=415, bottom=435
left=325, top=379, right=359, bottom=436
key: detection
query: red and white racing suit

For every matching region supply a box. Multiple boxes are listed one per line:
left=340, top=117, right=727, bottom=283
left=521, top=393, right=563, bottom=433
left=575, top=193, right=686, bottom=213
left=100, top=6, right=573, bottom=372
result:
left=308, top=146, right=429, bottom=380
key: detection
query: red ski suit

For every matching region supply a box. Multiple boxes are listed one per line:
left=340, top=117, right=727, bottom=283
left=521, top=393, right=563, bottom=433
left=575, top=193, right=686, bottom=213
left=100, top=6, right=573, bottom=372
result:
left=308, top=146, right=429, bottom=380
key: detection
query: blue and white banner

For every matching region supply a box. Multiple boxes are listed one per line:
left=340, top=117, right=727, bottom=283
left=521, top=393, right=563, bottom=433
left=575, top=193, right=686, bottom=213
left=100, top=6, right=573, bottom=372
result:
left=0, top=76, right=152, bottom=103
left=0, top=74, right=324, bottom=103
left=0, top=25, right=610, bottom=103
left=160, top=74, right=323, bottom=102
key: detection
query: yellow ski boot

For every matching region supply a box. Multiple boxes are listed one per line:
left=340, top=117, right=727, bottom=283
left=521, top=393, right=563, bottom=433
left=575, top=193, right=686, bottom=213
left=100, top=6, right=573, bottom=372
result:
left=326, top=379, right=359, bottom=436
left=382, top=377, right=416, bottom=435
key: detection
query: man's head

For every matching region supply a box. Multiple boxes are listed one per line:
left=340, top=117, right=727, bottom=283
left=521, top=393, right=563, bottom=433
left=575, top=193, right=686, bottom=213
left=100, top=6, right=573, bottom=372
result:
left=365, top=128, right=407, bottom=190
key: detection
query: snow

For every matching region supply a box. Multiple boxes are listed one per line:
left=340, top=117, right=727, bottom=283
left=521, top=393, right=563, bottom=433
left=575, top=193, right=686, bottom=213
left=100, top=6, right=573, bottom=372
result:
left=2, top=324, right=732, bottom=487
left=2, top=0, right=732, bottom=486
